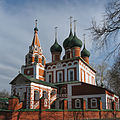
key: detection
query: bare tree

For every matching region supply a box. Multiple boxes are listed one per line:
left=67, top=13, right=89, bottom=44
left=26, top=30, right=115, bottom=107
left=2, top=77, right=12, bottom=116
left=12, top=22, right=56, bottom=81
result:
left=107, top=54, right=120, bottom=96
left=90, top=0, right=120, bottom=59
left=0, top=89, right=10, bottom=109
left=91, top=62, right=108, bottom=86
left=0, top=89, right=10, bottom=98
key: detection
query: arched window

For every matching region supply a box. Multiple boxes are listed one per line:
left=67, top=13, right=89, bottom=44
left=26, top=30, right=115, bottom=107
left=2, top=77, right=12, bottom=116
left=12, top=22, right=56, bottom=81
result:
left=59, top=73, right=62, bottom=82
left=91, top=98, right=97, bottom=108
left=51, top=90, right=56, bottom=96
left=75, top=99, right=81, bottom=108
left=34, top=91, right=39, bottom=101
left=60, top=87, right=66, bottom=94
left=67, top=53, right=70, bottom=59
left=49, top=74, right=52, bottom=83
left=42, top=56, right=44, bottom=65
left=43, top=91, right=48, bottom=99
left=34, top=55, right=38, bottom=63
left=68, top=69, right=74, bottom=81
left=70, top=71, right=73, bottom=81
left=57, top=71, right=63, bottom=82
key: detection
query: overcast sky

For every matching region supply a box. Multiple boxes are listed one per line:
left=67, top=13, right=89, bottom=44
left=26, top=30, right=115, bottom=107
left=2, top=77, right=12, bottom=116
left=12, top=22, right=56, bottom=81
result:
left=0, top=0, right=110, bottom=92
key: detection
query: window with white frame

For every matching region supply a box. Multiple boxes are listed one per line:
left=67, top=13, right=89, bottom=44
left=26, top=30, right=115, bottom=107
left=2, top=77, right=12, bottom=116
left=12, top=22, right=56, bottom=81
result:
left=91, top=98, right=97, bottom=108
left=86, top=73, right=88, bottom=83
left=34, top=91, right=39, bottom=101
left=43, top=91, right=48, bottom=99
left=59, top=73, right=62, bottom=82
left=89, top=75, right=91, bottom=84
left=51, top=90, right=56, bottom=96
left=60, top=87, right=66, bottom=94
left=66, top=53, right=70, bottom=59
left=20, top=93, right=24, bottom=101
left=49, top=74, right=52, bottom=83
left=70, top=71, right=74, bottom=81
left=82, top=70, right=84, bottom=82
left=57, top=71, right=63, bottom=82
left=75, top=99, right=81, bottom=108
left=107, top=98, right=112, bottom=109
left=68, top=69, right=74, bottom=81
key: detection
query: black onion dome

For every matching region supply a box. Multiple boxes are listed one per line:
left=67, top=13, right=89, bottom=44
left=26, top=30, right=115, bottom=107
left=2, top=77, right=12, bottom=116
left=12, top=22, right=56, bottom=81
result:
left=69, top=33, right=82, bottom=48
left=50, top=40, right=62, bottom=53
left=63, top=31, right=73, bottom=49
left=81, top=45, right=90, bottom=57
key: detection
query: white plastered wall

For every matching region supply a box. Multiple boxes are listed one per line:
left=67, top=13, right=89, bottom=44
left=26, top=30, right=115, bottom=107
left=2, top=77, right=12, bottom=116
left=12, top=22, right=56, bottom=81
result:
left=45, top=59, right=96, bottom=86
left=105, top=93, right=119, bottom=109
left=79, top=60, right=96, bottom=85
left=30, top=82, right=52, bottom=109
left=46, top=60, right=79, bottom=83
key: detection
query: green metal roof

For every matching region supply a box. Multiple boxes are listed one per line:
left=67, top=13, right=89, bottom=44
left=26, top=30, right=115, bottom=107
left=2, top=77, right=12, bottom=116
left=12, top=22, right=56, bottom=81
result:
left=53, top=80, right=81, bottom=86
left=9, top=96, right=18, bottom=99
left=10, top=74, right=57, bottom=89
left=0, top=98, right=8, bottom=103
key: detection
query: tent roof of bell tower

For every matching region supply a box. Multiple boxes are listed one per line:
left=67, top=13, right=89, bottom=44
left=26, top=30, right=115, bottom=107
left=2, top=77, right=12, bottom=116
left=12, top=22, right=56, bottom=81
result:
left=32, top=20, right=40, bottom=47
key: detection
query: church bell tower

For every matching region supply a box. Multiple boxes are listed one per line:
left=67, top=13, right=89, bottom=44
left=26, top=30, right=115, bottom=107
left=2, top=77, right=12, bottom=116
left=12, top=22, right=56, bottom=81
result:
left=21, top=20, right=46, bottom=81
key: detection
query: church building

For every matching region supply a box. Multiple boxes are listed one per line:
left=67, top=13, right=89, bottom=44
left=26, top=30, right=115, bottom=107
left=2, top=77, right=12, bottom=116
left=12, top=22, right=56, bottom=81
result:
left=10, top=18, right=119, bottom=110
